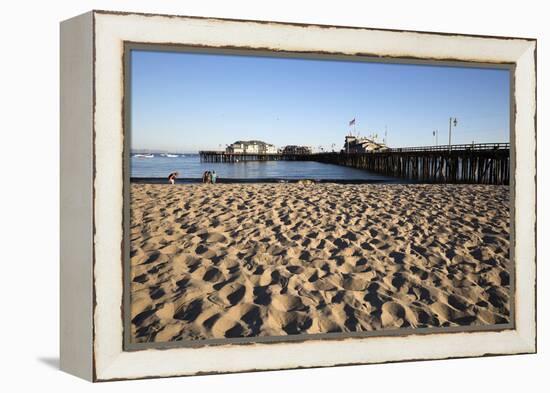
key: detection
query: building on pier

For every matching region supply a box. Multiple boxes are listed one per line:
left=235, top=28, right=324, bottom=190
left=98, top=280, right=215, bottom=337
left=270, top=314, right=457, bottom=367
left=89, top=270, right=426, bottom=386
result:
left=344, top=135, right=388, bottom=153
left=281, top=145, right=312, bottom=155
left=226, top=140, right=278, bottom=154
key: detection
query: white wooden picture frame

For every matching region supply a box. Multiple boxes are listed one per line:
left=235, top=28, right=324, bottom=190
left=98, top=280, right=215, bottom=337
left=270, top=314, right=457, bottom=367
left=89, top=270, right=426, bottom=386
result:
left=60, top=10, right=536, bottom=381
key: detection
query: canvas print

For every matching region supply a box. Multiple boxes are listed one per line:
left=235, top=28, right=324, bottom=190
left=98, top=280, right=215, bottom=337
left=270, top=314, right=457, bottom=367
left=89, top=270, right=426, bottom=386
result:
left=127, top=49, right=511, bottom=345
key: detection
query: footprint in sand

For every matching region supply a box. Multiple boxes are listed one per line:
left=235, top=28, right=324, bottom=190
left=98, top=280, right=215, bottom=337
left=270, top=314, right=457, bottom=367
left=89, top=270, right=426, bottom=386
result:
left=381, top=301, right=407, bottom=328
left=202, top=267, right=223, bottom=282
left=201, top=232, right=228, bottom=244
left=271, top=294, right=308, bottom=312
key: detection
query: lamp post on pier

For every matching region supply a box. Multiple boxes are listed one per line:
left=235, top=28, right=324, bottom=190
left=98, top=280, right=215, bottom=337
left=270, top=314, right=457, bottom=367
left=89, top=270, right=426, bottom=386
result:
left=448, top=117, right=458, bottom=150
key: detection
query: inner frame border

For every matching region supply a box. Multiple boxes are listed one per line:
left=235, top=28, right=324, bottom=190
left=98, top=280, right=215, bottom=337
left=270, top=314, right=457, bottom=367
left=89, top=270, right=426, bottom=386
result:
left=122, top=42, right=517, bottom=352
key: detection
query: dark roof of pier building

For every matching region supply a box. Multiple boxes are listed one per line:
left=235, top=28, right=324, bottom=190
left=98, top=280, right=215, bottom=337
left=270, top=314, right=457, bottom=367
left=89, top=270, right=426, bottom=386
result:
left=232, top=140, right=272, bottom=145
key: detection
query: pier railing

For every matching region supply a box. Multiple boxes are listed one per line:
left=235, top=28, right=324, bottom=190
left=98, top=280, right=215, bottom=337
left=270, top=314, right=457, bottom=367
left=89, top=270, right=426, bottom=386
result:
left=387, top=142, right=509, bottom=153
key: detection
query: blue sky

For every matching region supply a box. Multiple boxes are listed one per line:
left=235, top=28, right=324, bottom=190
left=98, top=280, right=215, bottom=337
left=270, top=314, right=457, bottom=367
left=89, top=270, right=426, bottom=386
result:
left=131, top=49, right=510, bottom=152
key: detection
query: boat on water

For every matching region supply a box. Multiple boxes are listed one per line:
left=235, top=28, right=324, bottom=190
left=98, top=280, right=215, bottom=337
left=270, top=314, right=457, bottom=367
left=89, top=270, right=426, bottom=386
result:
left=159, top=153, right=179, bottom=158
left=133, top=154, right=154, bottom=158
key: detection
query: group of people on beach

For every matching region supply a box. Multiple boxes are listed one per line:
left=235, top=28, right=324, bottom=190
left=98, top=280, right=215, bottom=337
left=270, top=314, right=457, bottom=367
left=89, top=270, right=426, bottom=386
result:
left=202, top=170, right=217, bottom=184
left=167, top=171, right=218, bottom=184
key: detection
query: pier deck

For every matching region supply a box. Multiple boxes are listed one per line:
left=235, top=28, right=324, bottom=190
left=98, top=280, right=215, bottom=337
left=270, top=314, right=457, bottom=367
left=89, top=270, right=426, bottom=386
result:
left=199, top=151, right=302, bottom=162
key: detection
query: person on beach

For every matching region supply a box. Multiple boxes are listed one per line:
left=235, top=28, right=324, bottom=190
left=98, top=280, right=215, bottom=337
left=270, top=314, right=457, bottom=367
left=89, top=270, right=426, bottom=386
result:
left=211, top=171, right=217, bottom=184
left=168, top=172, right=178, bottom=185
left=203, top=171, right=212, bottom=184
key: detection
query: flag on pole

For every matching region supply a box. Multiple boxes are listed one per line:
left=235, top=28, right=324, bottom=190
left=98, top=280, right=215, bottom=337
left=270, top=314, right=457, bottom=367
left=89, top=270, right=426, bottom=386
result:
left=349, top=118, right=355, bottom=126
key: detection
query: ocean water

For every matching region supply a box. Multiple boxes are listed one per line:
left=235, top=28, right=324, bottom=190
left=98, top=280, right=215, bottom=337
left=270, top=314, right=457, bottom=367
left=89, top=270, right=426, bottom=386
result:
left=131, top=154, right=397, bottom=182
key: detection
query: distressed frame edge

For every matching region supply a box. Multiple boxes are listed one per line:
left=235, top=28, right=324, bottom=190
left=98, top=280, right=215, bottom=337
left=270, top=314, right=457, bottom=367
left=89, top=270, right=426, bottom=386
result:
left=59, top=10, right=95, bottom=381
left=90, top=11, right=537, bottom=381
left=512, top=40, right=537, bottom=354
left=90, top=9, right=537, bottom=42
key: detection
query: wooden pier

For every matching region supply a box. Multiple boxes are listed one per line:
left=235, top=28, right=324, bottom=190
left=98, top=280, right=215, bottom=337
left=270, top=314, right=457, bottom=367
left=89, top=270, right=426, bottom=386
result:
left=310, top=143, right=510, bottom=185
left=199, top=143, right=510, bottom=185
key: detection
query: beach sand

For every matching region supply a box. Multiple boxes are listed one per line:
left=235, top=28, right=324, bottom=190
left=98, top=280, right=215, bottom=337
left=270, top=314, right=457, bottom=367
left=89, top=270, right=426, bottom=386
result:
left=129, top=183, right=511, bottom=343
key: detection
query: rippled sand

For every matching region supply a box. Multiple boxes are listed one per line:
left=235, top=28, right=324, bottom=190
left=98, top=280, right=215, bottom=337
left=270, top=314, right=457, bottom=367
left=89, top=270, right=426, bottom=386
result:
left=129, top=183, right=511, bottom=343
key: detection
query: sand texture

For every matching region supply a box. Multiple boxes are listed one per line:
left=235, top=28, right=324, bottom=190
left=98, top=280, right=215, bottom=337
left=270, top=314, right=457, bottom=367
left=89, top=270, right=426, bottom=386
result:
left=129, top=183, right=511, bottom=343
